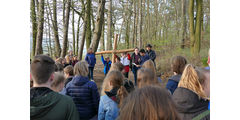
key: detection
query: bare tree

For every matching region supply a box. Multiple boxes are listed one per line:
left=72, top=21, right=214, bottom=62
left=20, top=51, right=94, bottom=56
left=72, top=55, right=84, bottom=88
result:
left=107, top=0, right=112, bottom=50
left=31, top=0, right=37, bottom=57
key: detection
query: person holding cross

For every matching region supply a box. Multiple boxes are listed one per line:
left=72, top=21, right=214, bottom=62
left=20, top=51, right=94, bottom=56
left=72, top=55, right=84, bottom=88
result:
left=130, top=47, right=141, bottom=86
left=101, top=54, right=112, bottom=76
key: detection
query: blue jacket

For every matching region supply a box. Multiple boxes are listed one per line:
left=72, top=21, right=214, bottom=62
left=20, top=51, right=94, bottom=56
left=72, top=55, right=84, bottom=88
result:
left=85, top=53, right=96, bottom=67
left=166, top=74, right=182, bottom=94
left=98, top=95, right=119, bottom=120
left=101, top=56, right=112, bottom=75
left=140, top=54, right=150, bottom=65
left=61, top=76, right=100, bottom=120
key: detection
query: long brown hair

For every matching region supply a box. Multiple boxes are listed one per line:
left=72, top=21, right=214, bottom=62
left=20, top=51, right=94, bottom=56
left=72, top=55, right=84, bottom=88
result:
left=101, top=62, right=124, bottom=95
left=118, top=86, right=180, bottom=120
left=142, top=60, right=157, bottom=81
left=102, top=70, right=128, bottom=107
left=137, top=68, right=159, bottom=88
left=178, top=64, right=208, bottom=99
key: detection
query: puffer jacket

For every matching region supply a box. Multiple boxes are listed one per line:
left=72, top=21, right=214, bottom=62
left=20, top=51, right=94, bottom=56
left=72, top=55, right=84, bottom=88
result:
left=173, top=87, right=209, bottom=120
left=166, top=74, right=182, bottom=94
left=85, top=53, right=96, bottom=67
left=61, top=76, right=100, bottom=120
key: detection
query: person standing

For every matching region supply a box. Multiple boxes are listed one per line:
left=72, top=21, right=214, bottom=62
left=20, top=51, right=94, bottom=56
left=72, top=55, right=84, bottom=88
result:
left=85, top=48, right=96, bottom=80
left=130, top=47, right=141, bottom=86
left=30, top=55, right=79, bottom=120
left=139, top=49, right=150, bottom=66
left=120, top=52, right=131, bottom=78
left=101, top=54, right=112, bottom=76
left=146, top=44, right=156, bottom=65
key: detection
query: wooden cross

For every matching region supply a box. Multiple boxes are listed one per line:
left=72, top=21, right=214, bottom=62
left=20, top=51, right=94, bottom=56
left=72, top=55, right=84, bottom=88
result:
left=95, top=34, right=134, bottom=63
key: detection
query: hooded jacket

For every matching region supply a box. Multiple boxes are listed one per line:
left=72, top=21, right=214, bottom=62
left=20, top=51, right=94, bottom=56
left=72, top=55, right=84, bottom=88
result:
left=85, top=53, right=96, bottom=68
left=166, top=74, right=182, bottom=94
left=101, top=55, right=112, bottom=75
left=30, top=87, right=79, bottom=120
left=61, top=76, right=100, bottom=120
left=173, top=87, right=210, bottom=120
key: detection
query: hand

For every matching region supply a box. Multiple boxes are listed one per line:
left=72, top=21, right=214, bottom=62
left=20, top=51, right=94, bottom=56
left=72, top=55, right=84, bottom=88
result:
left=138, top=58, right=141, bottom=62
left=136, top=65, right=141, bottom=67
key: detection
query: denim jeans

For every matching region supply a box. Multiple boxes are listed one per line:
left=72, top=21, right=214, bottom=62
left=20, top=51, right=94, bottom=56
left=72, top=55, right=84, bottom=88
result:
left=88, top=67, right=94, bottom=80
left=132, top=66, right=139, bottom=86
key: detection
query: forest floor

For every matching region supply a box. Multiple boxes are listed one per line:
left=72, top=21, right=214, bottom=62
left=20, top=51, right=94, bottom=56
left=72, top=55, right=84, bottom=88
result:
left=92, top=58, right=172, bottom=93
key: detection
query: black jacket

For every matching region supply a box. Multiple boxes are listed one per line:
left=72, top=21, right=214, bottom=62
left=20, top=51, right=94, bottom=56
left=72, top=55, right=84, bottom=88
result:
left=173, top=87, right=209, bottom=120
left=130, top=53, right=141, bottom=69
left=146, top=49, right=156, bottom=62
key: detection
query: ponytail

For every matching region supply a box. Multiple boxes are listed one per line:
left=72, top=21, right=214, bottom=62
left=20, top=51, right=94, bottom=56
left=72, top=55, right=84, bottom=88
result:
left=117, top=85, right=128, bottom=107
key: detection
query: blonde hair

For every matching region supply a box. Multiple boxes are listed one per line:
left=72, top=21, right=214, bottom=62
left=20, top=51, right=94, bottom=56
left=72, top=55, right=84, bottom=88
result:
left=178, top=64, right=208, bottom=99
left=51, top=72, right=65, bottom=92
left=142, top=60, right=157, bottom=81
left=74, top=61, right=89, bottom=77
left=65, top=55, right=71, bottom=63
left=101, top=62, right=124, bottom=95
left=137, top=68, right=159, bottom=88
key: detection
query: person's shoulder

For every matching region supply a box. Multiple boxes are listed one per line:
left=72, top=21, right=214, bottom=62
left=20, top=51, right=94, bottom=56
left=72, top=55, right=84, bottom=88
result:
left=100, top=95, right=114, bottom=104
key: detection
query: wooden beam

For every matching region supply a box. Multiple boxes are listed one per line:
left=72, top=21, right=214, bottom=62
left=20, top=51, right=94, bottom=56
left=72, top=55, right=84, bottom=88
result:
left=95, top=48, right=134, bottom=55
left=112, top=34, right=118, bottom=63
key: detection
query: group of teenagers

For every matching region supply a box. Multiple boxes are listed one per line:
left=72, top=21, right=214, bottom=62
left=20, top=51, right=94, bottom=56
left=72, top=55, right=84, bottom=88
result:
left=30, top=44, right=210, bottom=120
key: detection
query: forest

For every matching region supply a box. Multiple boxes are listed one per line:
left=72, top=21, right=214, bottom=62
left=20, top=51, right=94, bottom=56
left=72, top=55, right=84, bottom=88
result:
left=30, top=0, right=210, bottom=72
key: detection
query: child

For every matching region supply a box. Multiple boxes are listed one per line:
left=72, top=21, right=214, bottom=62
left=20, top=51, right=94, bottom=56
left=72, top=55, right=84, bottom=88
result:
left=64, top=55, right=72, bottom=68
left=137, top=68, right=159, bottom=88
left=118, top=86, right=180, bottom=120
left=101, top=54, right=112, bottom=75
left=85, top=48, right=96, bottom=80
left=71, top=55, right=78, bottom=67
left=51, top=72, right=65, bottom=92
left=63, top=65, right=74, bottom=87
left=142, top=60, right=158, bottom=82
left=61, top=61, right=100, bottom=120
left=173, top=64, right=209, bottom=120
left=166, top=56, right=187, bottom=94
left=120, top=52, right=131, bottom=78
left=98, top=70, right=128, bottom=120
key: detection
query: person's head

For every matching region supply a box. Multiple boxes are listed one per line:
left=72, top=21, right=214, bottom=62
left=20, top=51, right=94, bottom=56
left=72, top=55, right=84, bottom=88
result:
left=178, top=64, right=208, bottom=99
left=134, top=47, right=139, bottom=55
left=146, top=44, right=152, bottom=51
left=137, top=68, right=158, bottom=88
left=55, top=57, right=64, bottom=65
left=105, top=57, right=110, bottom=62
left=195, top=67, right=210, bottom=98
left=55, top=63, right=64, bottom=72
left=51, top=72, right=65, bottom=92
left=74, top=61, right=89, bottom=77
left=30, top=55, right=55, bottom=87
left=63, top=65, right=74, bottom=78
left=73, top=55, right=78, bottom=61
left=103, top=70, right=128, bottom=106
left=101, top=62, right=124, bottom=95
left=65, top=55, right=71, bottom=63
left=115, top=56, right=121, bottom=63
left=171, top=56, right=187, bottom=74
left=68, top=50, right=73, bottom=55
left=139, top=49, right=146, bottom=56
left=119, top=86, right=180, bottom=120
left=88, top=48, right=93, bottom=54
left=142, top=60, right=156, bottom=76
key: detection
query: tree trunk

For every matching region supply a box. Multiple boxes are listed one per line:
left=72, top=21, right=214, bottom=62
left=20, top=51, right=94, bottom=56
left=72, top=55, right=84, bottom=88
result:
left=78, top=0, right=86, bottom=60
left=46, top=6, right=52, bottom=57
left=51, top=0, right=61, bottom=57
left=189, top=0, right=195, bottom=54
left=107, top=0, right=112, bottom=50
left=86, top=0, right=92, bottom=50
left=72, top=1, right=76, bottom=55
left=31, top=0, right=37, bottom=58
left=138, top=0, right=142, bottom=48
left=35, top=0, right=45, bottom=55
left=90, top=0, right=106, bottom=52
left=76, top=15, right=81, bottom=55
left=61, top=0, right=71, bottom=58
left=100, top=20, right=105, bottom=51
left=181, top=0, right=187, bottom=49
left=193, top=0, right=202, bottom=55
left=132, top=0, right=136, bottom=48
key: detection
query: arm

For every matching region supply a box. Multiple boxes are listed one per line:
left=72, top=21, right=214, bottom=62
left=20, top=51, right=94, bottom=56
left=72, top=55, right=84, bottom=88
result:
left=151, top=51, right=156, bottom=60
left=98, top=98, right=105, bottom=120
left=94, top=54, right=96, bottom=65
left=85, top=54, right=88, bottom=62
left=91, top=82, right=100, bottom=114
left=127, top=53, right=131, bottom=60
left=101, top=55, right=106, bottom=65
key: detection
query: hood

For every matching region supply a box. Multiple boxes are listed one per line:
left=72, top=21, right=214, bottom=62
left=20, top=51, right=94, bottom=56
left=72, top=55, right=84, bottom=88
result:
left=169, top=74, right=182, bottom=82
left=173, top=87, right=209, bottom=113
left=72, top=76, right=89, bottom=86
left=30, top=87, right=61, bottom=119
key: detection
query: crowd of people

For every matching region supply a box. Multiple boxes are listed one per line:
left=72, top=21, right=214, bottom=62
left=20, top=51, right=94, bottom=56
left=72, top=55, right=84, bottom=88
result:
left=30, top=44, right=210, bottom=120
